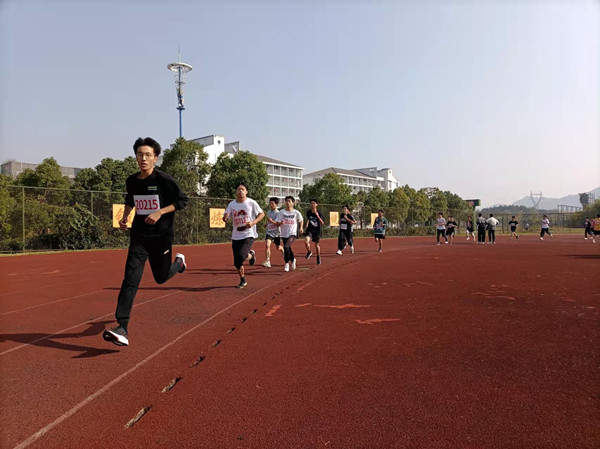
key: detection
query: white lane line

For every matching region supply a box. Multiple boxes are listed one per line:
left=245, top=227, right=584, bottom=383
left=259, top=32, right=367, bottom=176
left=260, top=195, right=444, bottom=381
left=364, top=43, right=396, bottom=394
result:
left=13, top=271, right=306, bottom=449
left=0, top=290, right=106, bottom=316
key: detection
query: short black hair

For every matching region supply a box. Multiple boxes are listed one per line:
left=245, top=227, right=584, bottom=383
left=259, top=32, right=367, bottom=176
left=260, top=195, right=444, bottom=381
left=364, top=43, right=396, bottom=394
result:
left=512, top=216, right=516, bottom=218
left=378, top=209, right=384, bottom=213
left=269, top=197, right=279, bottom=204
left=236, top=181, right=249, bottom=191
left=310, top=199, right=318, bottom=203
left=133, top=137, right=161, bottom=157
left=490, top=214, right=494, bottom=217
left=284, top=195, right=295, bottom=202
left=343, top=204, right=350, bottom=210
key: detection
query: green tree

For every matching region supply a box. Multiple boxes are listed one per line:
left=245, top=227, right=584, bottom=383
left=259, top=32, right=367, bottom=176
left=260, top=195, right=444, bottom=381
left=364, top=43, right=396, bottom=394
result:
left=15, top=158, right=70, bottom=189
left=206, top=151, right=269, bottom=200
left=402, top=185, right=431, bottom=223
left=386, top=187, right=410, bottom=224
left=95, top=157, right=138, bottom=192
left=0, top=174, right=17, bottom=244
left=159, top=137, right=211, bottom=195
left=300, top=173, right=352, bottom=206
left=429, top=188, right=448, bottom=214
left=364, top=187, right=388, bottom=208
left=73, top=168, right=104, bottom=191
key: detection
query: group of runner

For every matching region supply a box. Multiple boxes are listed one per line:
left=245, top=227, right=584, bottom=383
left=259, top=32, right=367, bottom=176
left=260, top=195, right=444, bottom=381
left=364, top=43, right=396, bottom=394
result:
left=435, top=212, right=559, bottom=245
left=101, top=136, right=595, bottom=347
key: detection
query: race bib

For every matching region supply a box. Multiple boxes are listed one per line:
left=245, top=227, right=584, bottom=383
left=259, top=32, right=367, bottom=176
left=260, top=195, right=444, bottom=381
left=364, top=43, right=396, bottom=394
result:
left=267, top=223, right=278, bottom=231
left=134, top=194, right=160, bottom=215
left=340, top=223, right=348, bottom=230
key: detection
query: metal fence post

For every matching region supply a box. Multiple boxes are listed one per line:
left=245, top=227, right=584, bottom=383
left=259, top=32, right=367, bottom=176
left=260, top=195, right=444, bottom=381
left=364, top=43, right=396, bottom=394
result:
left=21, top=186, right=25, bottom=252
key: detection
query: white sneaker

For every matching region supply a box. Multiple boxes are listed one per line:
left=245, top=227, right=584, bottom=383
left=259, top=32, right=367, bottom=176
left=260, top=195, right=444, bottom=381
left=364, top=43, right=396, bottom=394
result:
left=262, top=260, right=271, bottom=268
left=175, top=253, right=186, bottom=273
left=351, top=246, right=355, bottom=254
left=284, top=263, right=290, bottom=272
left=445, top=242, right=449, bottom=244
left=336, top=250, right=342, bottom=255
left=540, top=237, right=543, bottom=240
left=291, top=260, right=296, bottom=271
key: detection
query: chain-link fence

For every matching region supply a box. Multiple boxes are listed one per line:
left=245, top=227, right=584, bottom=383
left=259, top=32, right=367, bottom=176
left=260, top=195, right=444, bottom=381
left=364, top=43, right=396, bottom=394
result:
left=0, top=185, right=585, bottom=253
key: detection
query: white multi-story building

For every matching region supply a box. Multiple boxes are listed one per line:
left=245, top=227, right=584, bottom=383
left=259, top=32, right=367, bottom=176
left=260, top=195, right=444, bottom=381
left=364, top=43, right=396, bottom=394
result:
left=255, top=155, right=303, bottom=200
left=303, top=167, right=399, bottom=194
left=191, top=135, right=303, bottom=200
left=1, top=160, right=82, bottom=181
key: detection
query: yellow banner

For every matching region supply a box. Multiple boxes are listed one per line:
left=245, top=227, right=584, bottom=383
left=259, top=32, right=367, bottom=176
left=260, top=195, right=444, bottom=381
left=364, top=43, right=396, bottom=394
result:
left=209, top=208, right=226, bottom=228
left=371, top=213, right=378, bottom=226
left=329, top=211, right=339, bottom=227
left=112, top=205, right=134, bottom=228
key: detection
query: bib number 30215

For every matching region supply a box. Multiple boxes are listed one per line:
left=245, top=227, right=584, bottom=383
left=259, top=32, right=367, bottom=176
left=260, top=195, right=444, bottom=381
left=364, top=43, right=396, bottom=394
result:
left=134, top=194, right=160, bottom=215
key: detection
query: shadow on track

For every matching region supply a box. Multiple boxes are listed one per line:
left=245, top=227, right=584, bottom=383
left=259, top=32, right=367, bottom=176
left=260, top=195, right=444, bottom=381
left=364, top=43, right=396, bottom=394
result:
left=0, top=321, right=119, bottom=358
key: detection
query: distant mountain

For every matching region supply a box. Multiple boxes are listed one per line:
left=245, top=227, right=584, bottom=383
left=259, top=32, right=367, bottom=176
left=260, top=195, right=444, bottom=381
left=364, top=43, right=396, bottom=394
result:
left=512, top=187, right=600, bottom=210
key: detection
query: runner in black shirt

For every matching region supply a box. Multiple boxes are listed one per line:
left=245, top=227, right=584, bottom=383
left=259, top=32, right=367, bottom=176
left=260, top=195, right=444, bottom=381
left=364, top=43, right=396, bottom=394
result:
left=103, top=137, right=188, bottom=347
left=304, top=199, right=325, bottom=265
left=336, top=205, right=356, bottom=255
left=508, top=216, right=519, bottom=240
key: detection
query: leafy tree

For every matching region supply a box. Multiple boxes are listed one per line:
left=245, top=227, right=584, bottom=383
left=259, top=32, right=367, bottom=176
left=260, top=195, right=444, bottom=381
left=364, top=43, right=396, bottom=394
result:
left=364, top=187, right=388, bottom=208
left=386, top=187, right=410, bottom=224
left=206, top=151, right=269, bottom=200
left=300, top=173, right=352, bottom=205
left=402, top=185, right=431, bottom=223
left=15, top=157, right=70, bottom=189
left=95, top=157, right=139, bottom=192
left=159, top=137, right=210, bottom=195
left=0, top=174, right=17, bottom=243
left=429, top=188, right=448, bottom=214
left=353, top=190, right=368, bottom=205
left=73, top=168, right=104, bottom=191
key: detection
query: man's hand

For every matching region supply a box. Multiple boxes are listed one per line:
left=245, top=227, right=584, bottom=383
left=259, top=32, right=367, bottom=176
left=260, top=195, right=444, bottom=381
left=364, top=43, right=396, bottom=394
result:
left=119, top=218, right=129, bottom=230
left=145, top=210, right=162, bottom=225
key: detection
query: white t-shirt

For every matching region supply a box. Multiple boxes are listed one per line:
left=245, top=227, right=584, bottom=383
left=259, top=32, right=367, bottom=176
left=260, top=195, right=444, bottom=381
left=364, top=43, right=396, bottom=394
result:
left=277, top=209, right=303, bottom=238
left=436, top=217, right=446, bottom=230
left=541, top=218, right=550, bottom=229
left=225, top=198, right=264, bottom=240
left=487, top=217, right=499, bottom=230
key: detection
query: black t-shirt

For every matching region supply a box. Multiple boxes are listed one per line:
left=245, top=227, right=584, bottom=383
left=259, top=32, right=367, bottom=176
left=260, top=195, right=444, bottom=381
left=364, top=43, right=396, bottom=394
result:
left=306, top=210, right=324, bottom=234
left=447, top=220, right=458, bottom=230
left=509, top=220, right=519, bottom=229
left=125, top=169, right=188, bottom=238
left=340, top=213, right=355, bottom=232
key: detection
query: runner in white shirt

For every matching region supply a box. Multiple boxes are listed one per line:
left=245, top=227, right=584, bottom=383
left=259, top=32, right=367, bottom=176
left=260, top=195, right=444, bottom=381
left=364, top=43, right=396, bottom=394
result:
left=539, top=215, right=553, bottom=240
left=276, top=196, right=304, bottom=272
left=223, top=182, right=265, bottom=289
left=436, top=212, right=448, bottom=245
left=262, top=197, right=284, bottom=268
left=486, top=214, right=499, bottom=244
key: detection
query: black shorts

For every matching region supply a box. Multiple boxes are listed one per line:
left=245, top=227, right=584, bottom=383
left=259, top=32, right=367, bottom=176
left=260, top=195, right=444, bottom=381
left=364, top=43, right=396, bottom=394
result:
left=447, top=228, right=455, bottom=235
left=303, top=229, right=321, bottom=243
left=374, top=234, right=385, bottom=240
left=232, top=237, right=255, bottom=269
left=266, top=234, right=281, bottom=246
left=466, top=226, right=474, bottom=232
left=594, top=230, right=600, bottom=236
left=511, top=227, right=517, bottom=232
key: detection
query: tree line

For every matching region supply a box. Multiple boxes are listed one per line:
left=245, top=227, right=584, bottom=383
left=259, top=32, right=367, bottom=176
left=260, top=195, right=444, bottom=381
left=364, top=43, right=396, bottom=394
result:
left=0, top=137, right=475, bottom=251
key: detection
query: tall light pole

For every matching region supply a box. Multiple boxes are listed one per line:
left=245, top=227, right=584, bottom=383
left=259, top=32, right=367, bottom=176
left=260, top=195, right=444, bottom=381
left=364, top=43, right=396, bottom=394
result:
left=167, top=51, right=193, bottom=138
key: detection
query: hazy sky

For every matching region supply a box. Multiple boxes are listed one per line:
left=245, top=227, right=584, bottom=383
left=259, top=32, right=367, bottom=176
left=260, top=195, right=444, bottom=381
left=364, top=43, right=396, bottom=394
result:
left=1, top=0, right=598, bottom=206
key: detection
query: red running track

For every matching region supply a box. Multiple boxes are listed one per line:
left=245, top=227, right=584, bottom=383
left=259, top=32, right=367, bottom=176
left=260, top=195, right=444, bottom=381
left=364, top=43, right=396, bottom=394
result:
left=1, top=235, right=599, bottom=448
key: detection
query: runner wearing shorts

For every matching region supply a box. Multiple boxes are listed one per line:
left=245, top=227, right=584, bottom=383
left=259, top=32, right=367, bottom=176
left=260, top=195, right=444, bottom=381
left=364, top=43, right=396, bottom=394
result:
left=276, top=196, right=304, bottom=272
left=373, top=209, right=388, bottom=252
left=509, top=216, right=519, bottom=240
left=592, top=214, right=600, bottom=244
left=465, top=215, right=475, bottom=241
left=446, top=215, right=458, bottom=244
left=304, top=199, right=325, bottom=265
left=263, top=197, right=283, bottom=268
left=223, top=182, right=265, bottom=289
left=103, top=137, right=188, bottom=347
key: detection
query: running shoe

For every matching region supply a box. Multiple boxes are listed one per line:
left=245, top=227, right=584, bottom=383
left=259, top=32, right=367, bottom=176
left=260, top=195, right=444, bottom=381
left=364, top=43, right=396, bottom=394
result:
left=262, top=260, right=271, bottom=268
left=540, top=237, right=543, bottom=240
left=175, top=253, right=187, bottom=273
left=336, top=250, right=342, bottom=255
left=317, top=256, right=321, bottom=265
left=378, top=248, right=382, bottom=253
left=103, top=325, right=129, bottom=346
left=249, top=250, right=256, bottom=266
left=284, top=263, right=290, bottom=272
left=237, top=278, right=248, bottom=289
left=351, top=246, right=355, bottom=254
left=305, top=251, right=312, bottom=260
left=291, top=259, right=296, bottom=271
